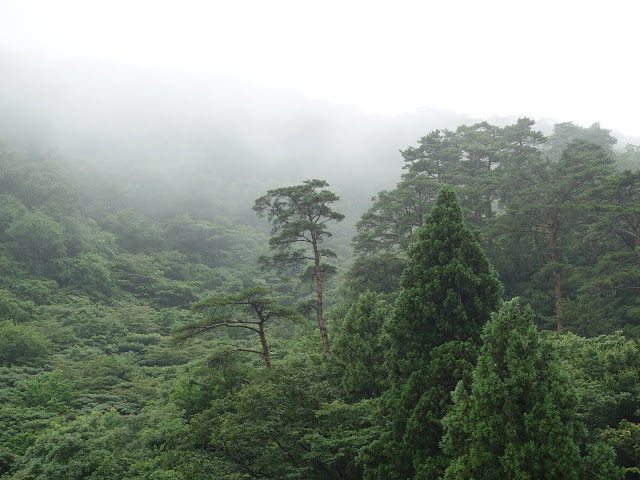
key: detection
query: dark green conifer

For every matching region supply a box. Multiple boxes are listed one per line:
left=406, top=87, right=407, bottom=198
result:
left=333, top=290, right=390, bottom=401
left=384, top=184, right=502, bottom=384
left=362, top=185, right=502, bottom=479
left=442, top=299, right=623, bottom=480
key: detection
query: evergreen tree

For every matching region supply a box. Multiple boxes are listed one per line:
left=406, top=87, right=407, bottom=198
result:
left=442, top=299, right=622, bottom=480
left=384, top=185, right=502, bottom=382
left=254, top=179, right=344, bottom=357
left=495, top=139, right=615, bottom=326
left=361, top=185, right=502, bottom=479
left=333, top=291, right=390, bottom=401
left=176, top=287, right=302, bottom=368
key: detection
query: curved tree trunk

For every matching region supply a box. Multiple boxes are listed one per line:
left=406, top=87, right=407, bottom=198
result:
left=312, top=234, right=331, bottom=357
left=258, top=319, right=271, bottom=368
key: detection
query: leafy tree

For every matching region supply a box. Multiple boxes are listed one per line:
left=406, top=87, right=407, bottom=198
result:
left=0, top=194, right=27, bottom=236
left=21, top=371, right=80, bottom=413
left=571, top=169, right=640, bottom=332
left=616, top=144, right=640, bottom=171
left=600, top=420, right=640, bottom=479
left=6, top=209, right=66, bottom=265
left=352, top=118, right=545, bottom=268
left=55, top=253, right=116, bottom=302
left=442, top=299, right=621, bottom=479
left=100, top=208, right=165, bottom=254
left=362, top=185, right=502, bottom=479
left=303, top=399, right=379, bottom=480
left=0, top=321, right=50, bottom=366
left=0, top=289, right=36, bottom=323
left=554, top=332, right=640, bottom=432
left=12, top=406, right=186, bottom=480
left=199, top=354, right=341, bottom=479
left=254, top=179, right=344, bottom=357
left=341, top=254, right=405, bottom=300
left=177, top=287, right=302, bottom=367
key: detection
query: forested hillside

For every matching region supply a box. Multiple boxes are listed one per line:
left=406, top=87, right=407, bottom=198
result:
left=1, top=115, right=639, bottom=479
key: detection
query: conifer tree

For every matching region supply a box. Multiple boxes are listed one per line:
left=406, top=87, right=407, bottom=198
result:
left=442, top=299, right=622, bottom=480
left=333, top=290, right=389, bottom=401
left=384, top=184, right=502, bottom=383
left=254, top=179, right=344, bottom=357
left=361, top=185, right=502, bottom=479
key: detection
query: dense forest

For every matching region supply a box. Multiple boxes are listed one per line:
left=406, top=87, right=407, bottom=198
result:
left=1, top=104, right=640, bottom=480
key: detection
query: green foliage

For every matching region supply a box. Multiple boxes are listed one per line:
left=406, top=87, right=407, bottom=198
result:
left=362, top=340, right=478, bottom=480
left=362, top=185, right=502, bottom=479
left=0, top=288, right=37, bottom=322
left=55, top=253, right=116, bottom=301
left=600, top=420, right=640, bottom=479
left=254, top=179, right=345, bottom=259
left=384, top=185, right=502, bottom=382
left=545, top=121, right=617, bottom=159
left=0, top=194, right=27, bottom=235
left=303, top=399, right=379, bottom=480
left=6, top=209, right=67, bottom=265
left=200, top=354, right=341, bottom=479
left=0, top=321, right=50, bottom=366
left=21, top=371, right=80, bottom=413
left=353, top=170, right=439, bottom=258
left=333, top=291, right=389, bottom=400
left=494, top=138, right=615, bottom=323
left=254, top=179, right=344, bottom=356
left=100, top=207, right=166, bottom=254
left=1, top=116, right=638, bottom=479
left=13, top=406, right=186, bottom=480
left=342, top=253, right=404, bottom=299
left=442, top=299, right=591, bottom=479
left=616, top=144, right=640, bottom=171
left=180, top=287, right=303, bottom=367
left=554, top=332, right=640, bottom=432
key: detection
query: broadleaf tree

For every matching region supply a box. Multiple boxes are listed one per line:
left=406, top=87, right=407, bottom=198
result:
left=253, top=179, right=344, bottom=357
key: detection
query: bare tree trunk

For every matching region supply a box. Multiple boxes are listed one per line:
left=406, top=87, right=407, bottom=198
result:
left=258, top=319, right=271, bottom=368
left=312, top=235, right=331, bottom=357
left=634, top=223, right=640, bottom=269
left=547, top=215, right=563, bottom=329
left=588, top=239, right=598, bottom=266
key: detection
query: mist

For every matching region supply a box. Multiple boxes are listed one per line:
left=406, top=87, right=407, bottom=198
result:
left=0, top=51, right=481, bottom=218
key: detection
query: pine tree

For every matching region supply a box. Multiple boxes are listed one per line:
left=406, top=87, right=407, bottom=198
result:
left=254, top=179, right=344, bottom=357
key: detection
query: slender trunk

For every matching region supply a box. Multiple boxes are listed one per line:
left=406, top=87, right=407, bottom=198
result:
left=634, top=223, right=640, bottom=269
left=588, top=239, right=598, bottom=266
left=257, top=318, right=271, bottom=368
left=547, top=214, right=562, bottom=329
left=312, top=234, right=331, bottom=357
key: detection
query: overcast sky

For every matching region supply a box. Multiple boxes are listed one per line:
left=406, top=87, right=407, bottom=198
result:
left=1, top=0, right=638, bottom=136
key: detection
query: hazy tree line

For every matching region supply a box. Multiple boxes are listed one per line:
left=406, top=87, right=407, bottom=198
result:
left=0, top=115, right=639, bottom=479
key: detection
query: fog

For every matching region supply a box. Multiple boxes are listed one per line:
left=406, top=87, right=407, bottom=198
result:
left=0, top=52, right=482, bottom=219
left=1, top=0, right=639, bottom=224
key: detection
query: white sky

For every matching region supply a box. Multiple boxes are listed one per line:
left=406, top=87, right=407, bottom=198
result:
left=1, top=0, right=639, bottom=136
